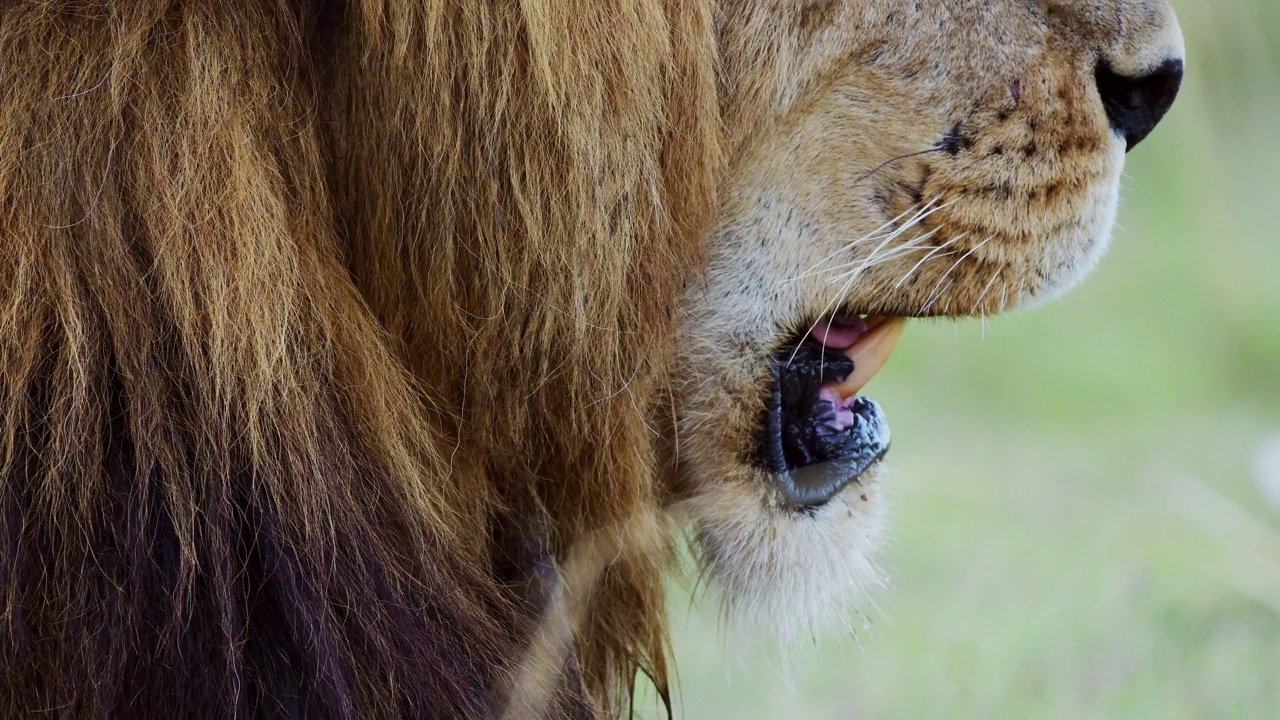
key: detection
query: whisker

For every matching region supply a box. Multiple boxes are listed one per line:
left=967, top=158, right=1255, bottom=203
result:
left=891, top=232, right=968, bottom=289
left=970, top=267, right=1003, bottom=315
left=780, top=193, right=960, bottom=366
left=920, top=279, right=954, bottom=314
left=788, top=197, right=958, bottom=283
left=791, top=202, right=929, bottom=279
left=786, top=259, right=870, bottom=366
left=822, top=228, right=943, bottom=281
left=920, top=235, right=993, bottom=311
left=832, top=202, right=948, bottom=279
left=847, top=147, right=944, bottom=186
left=785, top=224, right=928, bottom=366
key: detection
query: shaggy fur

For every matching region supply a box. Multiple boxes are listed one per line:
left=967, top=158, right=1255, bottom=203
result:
left=1, top=1, right=716, bottom=717
left=0, top=0, right=1184, bottom=717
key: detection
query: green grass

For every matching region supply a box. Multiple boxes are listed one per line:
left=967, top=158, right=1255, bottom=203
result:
left=653, top=2, right=1280, bottom=716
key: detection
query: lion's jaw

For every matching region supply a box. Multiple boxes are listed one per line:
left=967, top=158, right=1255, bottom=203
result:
left=674, top=0, right=1184, bottom=641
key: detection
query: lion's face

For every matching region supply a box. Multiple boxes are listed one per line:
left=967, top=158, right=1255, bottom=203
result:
left=675, top=0, right=1185, bottom=638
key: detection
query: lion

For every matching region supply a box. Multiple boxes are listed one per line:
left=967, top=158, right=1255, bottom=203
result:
left=0, top=1, right=1182, bottom=719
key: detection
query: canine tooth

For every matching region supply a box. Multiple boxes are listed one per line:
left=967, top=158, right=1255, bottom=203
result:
left=829, top=318, right=906, bottom=399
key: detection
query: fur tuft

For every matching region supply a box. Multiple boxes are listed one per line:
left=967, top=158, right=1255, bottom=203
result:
left=686, top=471, right=889, bottom=648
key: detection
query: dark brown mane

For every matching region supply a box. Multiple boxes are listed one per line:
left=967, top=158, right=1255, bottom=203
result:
left=0, top=1, right=719, bottom=717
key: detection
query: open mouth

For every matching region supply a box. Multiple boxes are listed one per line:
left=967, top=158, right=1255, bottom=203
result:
left=755, top=316, right=906, bottom=509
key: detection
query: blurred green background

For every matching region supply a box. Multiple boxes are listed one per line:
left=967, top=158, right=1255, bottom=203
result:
left=656, top=1, right=1280, bottom=717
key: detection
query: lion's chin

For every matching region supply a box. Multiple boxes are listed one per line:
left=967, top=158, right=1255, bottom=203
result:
left=685, top=464, right=889, bottom=646
left=674, top=313, right=900, bottom=645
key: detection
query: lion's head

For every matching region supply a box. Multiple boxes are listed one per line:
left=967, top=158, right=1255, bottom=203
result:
left=1, top=1, right=1186, bottom=717
left=674, top=0, right=1184, bottom=641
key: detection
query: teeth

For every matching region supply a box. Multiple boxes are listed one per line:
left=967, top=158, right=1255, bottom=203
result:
left=828, top=317, right=906, bottom=399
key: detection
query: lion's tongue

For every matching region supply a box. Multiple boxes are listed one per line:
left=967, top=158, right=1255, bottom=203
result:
left=811, top=316, right=906, bottom=399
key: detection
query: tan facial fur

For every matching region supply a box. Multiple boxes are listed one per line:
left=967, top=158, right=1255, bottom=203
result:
left=676, top=1, right=1185, bottom=639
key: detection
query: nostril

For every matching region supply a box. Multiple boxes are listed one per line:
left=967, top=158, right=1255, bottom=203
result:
left=1095, top=58, right=1183, bottom=151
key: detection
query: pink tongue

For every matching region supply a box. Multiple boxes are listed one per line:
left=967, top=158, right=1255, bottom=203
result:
left=818, top=386, right=859, bottom=430
left=809, top=317, right=869, bottom=350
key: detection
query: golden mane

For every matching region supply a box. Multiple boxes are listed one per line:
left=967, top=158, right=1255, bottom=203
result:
left=0, top=1, right=719, bottom=717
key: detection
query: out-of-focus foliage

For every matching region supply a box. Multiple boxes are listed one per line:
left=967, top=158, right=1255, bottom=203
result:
left=660, top=1, right=1280, bottom=716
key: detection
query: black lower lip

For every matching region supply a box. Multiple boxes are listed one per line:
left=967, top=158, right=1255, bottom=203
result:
left=755, top=340, right=892, bottom=509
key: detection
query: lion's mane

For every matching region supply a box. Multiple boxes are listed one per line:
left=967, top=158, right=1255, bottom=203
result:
left=0, top=2, right=719, bottom=717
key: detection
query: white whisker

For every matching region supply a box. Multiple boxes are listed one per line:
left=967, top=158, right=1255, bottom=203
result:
left=891, top=232, right=968, bottom=289
left=970, top=267, right=1003, bottom=315
left=920, top=279, right=953, bottom=314
left=920, top=235, right=993, bottom=312
left=788, top=197, right=957, bottom=283
left=782, top=196, right=961, bottom=366
left=790, top=202, right=930, bottom=280
left=823, top=228, right=942, bottom=282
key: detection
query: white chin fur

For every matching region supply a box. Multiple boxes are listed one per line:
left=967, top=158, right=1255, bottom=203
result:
left=685, top=465, right=889, bottom=648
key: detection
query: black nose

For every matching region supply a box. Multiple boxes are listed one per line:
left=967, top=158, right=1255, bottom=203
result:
left=1095, top=58, right=1183, bottom=151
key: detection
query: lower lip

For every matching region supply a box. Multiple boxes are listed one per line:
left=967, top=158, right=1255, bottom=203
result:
left=772, top=397, right=892, bottom=508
